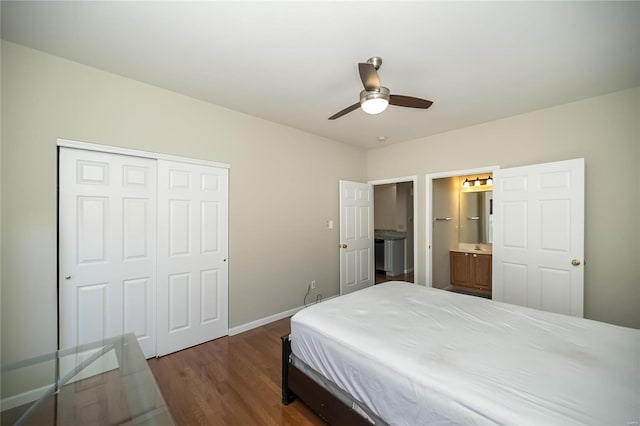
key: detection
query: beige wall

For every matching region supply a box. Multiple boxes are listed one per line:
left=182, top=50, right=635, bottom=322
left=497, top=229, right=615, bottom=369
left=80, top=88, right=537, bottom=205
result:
left=1, top=41, right=638, bottom=368
left=397, top=182, right=414, bottom=270
left=0, top=41, right=366, bottom=363
left=367, top=87, right=640, bottom=329
left=373, top=184, right=396, bottom=230
left=395, top=182, right=408, bottom=232
left=432, top=177, right=459, bottom=289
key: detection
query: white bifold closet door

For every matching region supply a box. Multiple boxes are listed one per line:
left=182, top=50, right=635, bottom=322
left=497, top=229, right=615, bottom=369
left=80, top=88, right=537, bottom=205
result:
left=59, top=148, right=158, bottom=358
left=59, top=147, right=229, bottom=358
left=156, top=160, right=229, bottom=356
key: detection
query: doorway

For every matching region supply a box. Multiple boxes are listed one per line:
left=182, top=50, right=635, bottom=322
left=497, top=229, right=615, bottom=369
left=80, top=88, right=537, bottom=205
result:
left=369, top=176, right=418, bottom=284
left=425, top=166, right=499, bottom=292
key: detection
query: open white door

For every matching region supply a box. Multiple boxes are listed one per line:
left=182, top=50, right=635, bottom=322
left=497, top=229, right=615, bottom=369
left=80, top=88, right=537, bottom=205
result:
left=493, top=158, right=584, bottom=317
left=339, top=180, right=374, bottom=295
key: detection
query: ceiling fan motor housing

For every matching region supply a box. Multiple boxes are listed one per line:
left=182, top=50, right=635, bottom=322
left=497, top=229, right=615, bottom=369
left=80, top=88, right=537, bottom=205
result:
left=367, top=56, right=383, bottom=70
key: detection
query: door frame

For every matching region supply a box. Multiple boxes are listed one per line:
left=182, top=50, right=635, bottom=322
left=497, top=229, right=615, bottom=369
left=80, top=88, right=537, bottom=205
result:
left=368, top=176, right=418, bottom=284
left=58, top=138, right=230, bottom=169
left=56, top=138, right=230, bottom=352
left=425, top=166, right=499, bottom=288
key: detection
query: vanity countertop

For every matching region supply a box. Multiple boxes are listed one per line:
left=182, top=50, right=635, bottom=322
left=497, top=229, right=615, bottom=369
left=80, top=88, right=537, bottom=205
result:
left=451, top=244, right=492, bottom=255
left=450, top=248, right=492, bottom=255
left=375, top=229, right=406, bottom=240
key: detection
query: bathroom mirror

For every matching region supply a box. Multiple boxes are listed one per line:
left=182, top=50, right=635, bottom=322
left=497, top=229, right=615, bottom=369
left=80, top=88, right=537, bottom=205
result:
left=459, top=191, right=493, bottom=244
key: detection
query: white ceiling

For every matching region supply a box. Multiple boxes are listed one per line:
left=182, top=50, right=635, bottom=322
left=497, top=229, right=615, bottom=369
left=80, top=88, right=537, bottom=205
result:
left=2, top=1, right=639, bottom=149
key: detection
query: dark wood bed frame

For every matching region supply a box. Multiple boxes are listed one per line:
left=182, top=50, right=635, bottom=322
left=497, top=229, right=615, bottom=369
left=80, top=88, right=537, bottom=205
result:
left=281, top=335, right=373, bottom=425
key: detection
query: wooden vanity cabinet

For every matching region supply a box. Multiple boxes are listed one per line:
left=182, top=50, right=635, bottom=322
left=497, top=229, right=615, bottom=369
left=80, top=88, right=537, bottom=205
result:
left=450, top=251, right=492, bottom=297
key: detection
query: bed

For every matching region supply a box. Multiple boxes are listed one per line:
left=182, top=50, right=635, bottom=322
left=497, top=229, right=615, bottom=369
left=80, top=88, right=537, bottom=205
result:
left=281, top=281, right=640, bottom=425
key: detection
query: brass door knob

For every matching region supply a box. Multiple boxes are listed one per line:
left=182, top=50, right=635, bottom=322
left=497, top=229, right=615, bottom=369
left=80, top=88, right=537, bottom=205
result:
left=571, top=259, right=581, bottom=266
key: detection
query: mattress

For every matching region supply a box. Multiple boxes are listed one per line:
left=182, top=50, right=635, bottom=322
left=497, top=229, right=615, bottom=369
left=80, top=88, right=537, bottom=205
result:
left=290, top=281, right=640, bottom=425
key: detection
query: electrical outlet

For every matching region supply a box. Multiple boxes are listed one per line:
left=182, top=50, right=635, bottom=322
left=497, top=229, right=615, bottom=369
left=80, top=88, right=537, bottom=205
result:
left=310, top=280, right=316, bottom=289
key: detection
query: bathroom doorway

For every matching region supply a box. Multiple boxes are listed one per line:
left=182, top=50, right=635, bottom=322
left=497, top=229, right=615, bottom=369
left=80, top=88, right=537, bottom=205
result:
left=369, top=176, right=417, bottom=284
left=425, top=166, right=499, bottom=293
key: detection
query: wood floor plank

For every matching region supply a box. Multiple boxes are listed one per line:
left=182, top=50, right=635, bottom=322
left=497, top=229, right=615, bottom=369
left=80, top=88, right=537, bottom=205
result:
left=148, top=317, right=326, bottom=425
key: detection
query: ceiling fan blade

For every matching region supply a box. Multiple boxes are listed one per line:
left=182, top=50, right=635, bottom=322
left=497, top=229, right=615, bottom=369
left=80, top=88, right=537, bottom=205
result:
left=328, top=102, right=361, bottom=120
left=358, top=63, right=380, bottom=90
left=389, top=95, right=433, bottom=109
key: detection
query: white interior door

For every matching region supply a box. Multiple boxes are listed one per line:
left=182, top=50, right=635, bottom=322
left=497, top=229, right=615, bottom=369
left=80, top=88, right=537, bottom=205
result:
left=59, top=148, right=157, bottom=358
left=493, top=158, right=584, bottom=317
left=339, top=180, right=374, bottom=295
left=156, top=160, right=229, bottom=356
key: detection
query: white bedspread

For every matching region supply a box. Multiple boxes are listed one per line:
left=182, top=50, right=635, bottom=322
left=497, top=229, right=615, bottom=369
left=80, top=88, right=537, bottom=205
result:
left=290, top=281, right=640, bottom=425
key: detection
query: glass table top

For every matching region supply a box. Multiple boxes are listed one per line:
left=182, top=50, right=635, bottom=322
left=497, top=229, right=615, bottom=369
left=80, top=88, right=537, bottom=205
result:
left=1, top=333, right=173, bottom=425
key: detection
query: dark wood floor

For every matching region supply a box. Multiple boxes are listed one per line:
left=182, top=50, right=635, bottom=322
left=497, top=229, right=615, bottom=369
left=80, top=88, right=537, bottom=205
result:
left=148, top=318, right=325, bottom=425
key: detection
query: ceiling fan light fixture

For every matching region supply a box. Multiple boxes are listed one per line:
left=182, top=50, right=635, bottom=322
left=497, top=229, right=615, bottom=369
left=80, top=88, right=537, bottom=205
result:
left=360, top=87, right=390, bottom=115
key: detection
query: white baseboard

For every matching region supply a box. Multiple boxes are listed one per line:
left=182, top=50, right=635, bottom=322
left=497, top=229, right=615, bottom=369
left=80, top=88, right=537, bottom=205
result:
left=1, top=384, right=51, bottom=411
left=228, top=295, right=338, bottom=336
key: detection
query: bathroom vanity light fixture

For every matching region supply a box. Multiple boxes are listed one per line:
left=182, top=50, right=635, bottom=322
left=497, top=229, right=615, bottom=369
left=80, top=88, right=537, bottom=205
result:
left=462, top=175, right=493, bottom=188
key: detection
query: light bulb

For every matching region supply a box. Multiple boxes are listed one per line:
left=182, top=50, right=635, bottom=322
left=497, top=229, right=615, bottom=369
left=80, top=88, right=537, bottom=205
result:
left=474, top=177, right=481, bottom=187
left=360, top=87, right=390, bottom=115
left=486, top=176, right=493, bottom=185
left=361, top=98, right=389, bottom=115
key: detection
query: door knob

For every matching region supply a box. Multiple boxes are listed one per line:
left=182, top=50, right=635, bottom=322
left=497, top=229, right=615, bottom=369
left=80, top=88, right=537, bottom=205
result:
left=340, top=244, right=348, bottom=249
left=571, top=259, right=581, bottom=266
left=65, top=275, right=71, bottom=280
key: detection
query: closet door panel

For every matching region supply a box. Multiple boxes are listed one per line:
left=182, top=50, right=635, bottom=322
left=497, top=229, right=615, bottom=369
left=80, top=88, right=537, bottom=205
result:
left=59, top=148, right=157, bottom=358
left=157, top=160, right=229, bottom=356
left=169, top=199, right=191, bottom=256
left=168, top=273, right=191, bottom=331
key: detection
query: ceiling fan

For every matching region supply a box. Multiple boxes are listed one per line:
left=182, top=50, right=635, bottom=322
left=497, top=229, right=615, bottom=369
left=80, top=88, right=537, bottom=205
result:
left=328, top=56, right=433, bottom=120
